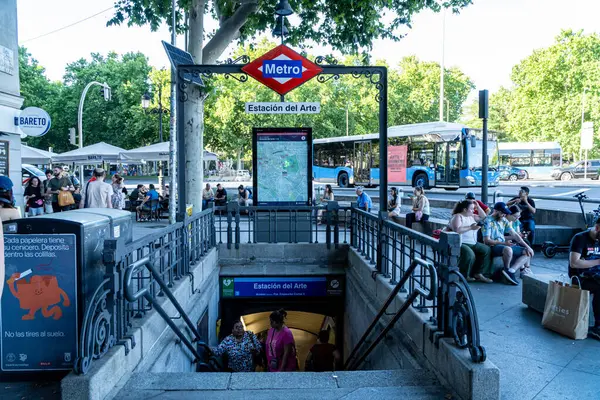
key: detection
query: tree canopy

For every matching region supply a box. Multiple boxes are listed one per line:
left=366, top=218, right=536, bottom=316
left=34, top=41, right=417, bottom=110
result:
left=109, top=0, right=473, bottom=63
left=19, top=43, right=474, bottom=161
left=203, top=40, right=474, bottom=162
left=461, top=30, right=600, bottom=160
left=19, top=48, right=166, bottom=153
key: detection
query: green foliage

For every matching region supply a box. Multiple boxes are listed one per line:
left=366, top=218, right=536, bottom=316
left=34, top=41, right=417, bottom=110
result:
left=20, top=48, right=162, bottom=153
left=462, top=30, right=600, bottom=160
left=203, top=39, right=475, bottom=161
left=20, top=42, right=475, bottom=160
left=108, top=0, right=473, bottom=55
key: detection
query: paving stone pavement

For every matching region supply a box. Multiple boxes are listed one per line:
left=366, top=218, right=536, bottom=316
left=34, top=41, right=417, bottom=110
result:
left=470, top=252, right=600, bottom=400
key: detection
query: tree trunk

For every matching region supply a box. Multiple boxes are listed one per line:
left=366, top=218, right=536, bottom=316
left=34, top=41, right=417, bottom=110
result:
left=237, top=148, right=242, bottom=170
left=184, top=0, right=205, bottom=212
left=182, top=0, right=257, bottom=211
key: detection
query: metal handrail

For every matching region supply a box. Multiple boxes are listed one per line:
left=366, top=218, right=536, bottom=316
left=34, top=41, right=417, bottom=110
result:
left=344, top=258, right=437, bottom=371
left=124, top=257, right=221, bottom=369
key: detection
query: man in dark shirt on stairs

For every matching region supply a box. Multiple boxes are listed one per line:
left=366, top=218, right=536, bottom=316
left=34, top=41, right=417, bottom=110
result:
left=569, top=218, right=600, bottom=340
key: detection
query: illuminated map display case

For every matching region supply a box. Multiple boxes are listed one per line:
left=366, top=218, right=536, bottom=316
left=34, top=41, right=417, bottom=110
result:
left=252, top=127, right=313, bottom=206
left=252, top=127, right=313, bottom=243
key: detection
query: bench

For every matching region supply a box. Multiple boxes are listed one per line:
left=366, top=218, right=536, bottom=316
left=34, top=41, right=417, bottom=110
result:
left=522, top=273, right=595, bottom=325
left=532, top=225, right=580, bottom=246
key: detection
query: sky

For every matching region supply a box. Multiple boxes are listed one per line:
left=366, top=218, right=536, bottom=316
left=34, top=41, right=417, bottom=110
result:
left=16, top=0, right=600, bottom=95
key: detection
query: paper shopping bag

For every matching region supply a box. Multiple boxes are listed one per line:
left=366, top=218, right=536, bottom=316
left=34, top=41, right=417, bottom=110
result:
left=58, top=190, right=75, bottom=207
left=542, top=280, right=589, bottom=340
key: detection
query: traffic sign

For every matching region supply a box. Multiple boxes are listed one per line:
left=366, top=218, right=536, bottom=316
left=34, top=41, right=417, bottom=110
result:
left=241, top=45, right=323, bottom=95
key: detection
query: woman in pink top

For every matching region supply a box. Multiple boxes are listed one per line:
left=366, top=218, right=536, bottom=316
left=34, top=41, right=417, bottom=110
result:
left=266, top=309, right=297, bottom=372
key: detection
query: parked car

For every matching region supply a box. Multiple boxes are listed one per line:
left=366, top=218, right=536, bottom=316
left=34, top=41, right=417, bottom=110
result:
left=551, top=160, right=600, bottom=181
left=234, top=169, right=251, bottom=181
left=498, top=165, right=527, bottom=181
left=22, top=164, right=47, bottom=186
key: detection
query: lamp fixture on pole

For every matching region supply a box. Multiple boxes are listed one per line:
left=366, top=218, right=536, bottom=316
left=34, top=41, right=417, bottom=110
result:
left=141, top=93, right=151, bottom=110
left=272, top=0, right=294, bottom=102
left=274, top=0, right=293, bottom=16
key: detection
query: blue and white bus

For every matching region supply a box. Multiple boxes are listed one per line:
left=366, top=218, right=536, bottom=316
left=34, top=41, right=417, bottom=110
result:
left=498, top=141, right=562, bottom=180
left=313, top=122, right=500, bottom=189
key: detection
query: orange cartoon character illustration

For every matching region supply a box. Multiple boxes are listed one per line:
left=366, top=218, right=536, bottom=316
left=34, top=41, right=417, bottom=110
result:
left=6, top=269, right=70, bottom=320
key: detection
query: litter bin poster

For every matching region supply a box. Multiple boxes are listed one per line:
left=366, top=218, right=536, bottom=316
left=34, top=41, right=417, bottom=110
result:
left=1, top=234, right=77, bottom=371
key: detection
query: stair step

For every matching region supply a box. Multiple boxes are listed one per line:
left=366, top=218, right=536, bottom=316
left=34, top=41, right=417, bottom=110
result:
left=114, top=385, right=449, bottom=400
left=334, top=369, right=438, bottom=388
left=115, top=370, right=448, bottom=400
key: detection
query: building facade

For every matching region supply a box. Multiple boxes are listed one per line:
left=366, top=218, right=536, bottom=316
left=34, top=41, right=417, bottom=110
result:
left=0, top=0, right=23, bottom=202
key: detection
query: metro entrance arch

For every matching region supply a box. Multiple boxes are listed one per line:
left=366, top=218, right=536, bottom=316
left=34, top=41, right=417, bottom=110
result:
left=174, top=46, right=388, bottom=223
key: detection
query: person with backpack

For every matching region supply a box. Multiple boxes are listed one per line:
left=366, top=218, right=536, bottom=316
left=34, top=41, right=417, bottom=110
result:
left=238, top=185, right=252, bottom=206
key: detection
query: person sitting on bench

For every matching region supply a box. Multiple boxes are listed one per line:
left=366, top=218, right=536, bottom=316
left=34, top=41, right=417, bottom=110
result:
left=405, top=186, right=429, bottom=228
left=569, top=218, right=600, bottom=340
left=482, top=202, right=534, bottom=286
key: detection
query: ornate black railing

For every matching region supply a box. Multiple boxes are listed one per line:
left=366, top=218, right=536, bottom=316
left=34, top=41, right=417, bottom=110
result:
left=213, top=201, right=352, bottom=249
left=349, top=207, right=486, bottom=363
left=74, top=203, right=485, bottom=375
left=345, top=258, right=438, bottom=371
left=74, top=209, right=216, bottom=374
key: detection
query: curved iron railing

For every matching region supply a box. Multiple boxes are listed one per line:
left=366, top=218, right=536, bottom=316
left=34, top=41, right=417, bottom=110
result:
left=349, top=206, right=486, bottom=364
left=124, top=257, right=223, bottom=370
left=74, top=209, right=216, bottom=374
left=74, top=203, right=485, bottom=375
left=345, top=258, right=437, bottom=371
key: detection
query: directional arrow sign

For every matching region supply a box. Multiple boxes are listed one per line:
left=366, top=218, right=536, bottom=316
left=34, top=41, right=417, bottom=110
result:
left=241, top=45, right=323, bottom=95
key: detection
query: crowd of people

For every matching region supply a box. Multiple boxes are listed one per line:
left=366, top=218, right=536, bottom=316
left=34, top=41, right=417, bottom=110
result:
left=0, top=166, right=172, bottom=221
left=213, top=309, right=340, bottom=373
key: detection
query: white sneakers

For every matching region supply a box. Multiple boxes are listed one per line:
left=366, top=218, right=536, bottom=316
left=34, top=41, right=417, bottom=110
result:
left=520, top=267, right=534, bottom=278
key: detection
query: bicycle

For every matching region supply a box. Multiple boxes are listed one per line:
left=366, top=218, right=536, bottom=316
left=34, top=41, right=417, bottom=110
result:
left=542, top=192, right=600, bottom=258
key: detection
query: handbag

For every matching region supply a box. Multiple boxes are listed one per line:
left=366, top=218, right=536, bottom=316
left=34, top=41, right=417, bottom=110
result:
left=415, top=211, right=423, bottom=221
left=58, top=190, right=75, bottom=207
left=541, top=277, right=589, bottom=339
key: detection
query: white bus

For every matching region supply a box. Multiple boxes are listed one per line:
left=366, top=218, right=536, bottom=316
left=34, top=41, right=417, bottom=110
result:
left=498, top=142, right=562, bottom=180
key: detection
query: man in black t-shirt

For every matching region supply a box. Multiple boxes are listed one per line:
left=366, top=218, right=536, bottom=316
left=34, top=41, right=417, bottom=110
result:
left=569, top=219, right=600, bottom=340
left=507, top=186, right=536, bottom=244
left=215, top=184, right=227, bottom=207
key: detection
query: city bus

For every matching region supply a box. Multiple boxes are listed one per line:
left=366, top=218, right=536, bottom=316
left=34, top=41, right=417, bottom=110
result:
left=498, top=142, right=562, bottom=180
left=313, top=122, right=500, bottom=189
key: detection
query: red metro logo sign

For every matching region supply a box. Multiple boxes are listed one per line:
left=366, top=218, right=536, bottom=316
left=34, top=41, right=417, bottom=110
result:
left=241, top=45, right=323, bottom=95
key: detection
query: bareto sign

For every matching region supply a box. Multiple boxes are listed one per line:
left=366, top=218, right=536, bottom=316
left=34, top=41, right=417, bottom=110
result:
left=241, top=45, right=323, bottom=95
left=15, top=107, right=51, bottom=137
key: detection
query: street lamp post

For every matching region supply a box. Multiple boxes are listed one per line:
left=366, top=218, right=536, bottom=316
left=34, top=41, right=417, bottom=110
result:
left=273, top=0, right=293, bottom=102
left=78, top=81, right=111, bottom=182
left=142, top=82, right=166, bottom=192
left=581, top=87, right=590, bottom=179
left=444, top=98, right=449, bottom=122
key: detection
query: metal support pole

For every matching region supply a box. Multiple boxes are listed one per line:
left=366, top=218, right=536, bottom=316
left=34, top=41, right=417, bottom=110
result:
left=78, top=81, right=108, bottom=183
left=346, top=105, right=349, bottom=136
left=378, top=68, right=388, bottom=211
left=481, top=116, right=488, bottom=204
left=158, top=84, right=164, bottom=193
left=439, top=9, right=446, bottom=122
left=176, top=72, right=186, bottom=222
left=168, top=0, right=177, bottom=223
left=378, top=68, right=388, bottom=273
left=480, top=89, right=489, bottom=205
